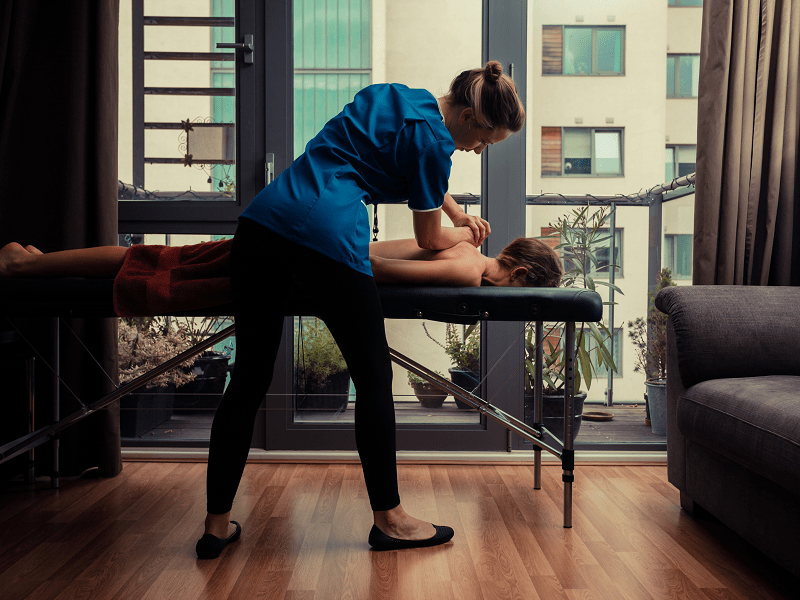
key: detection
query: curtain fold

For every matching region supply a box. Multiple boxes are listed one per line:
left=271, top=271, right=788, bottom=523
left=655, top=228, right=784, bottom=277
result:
left=0, top=1, right=121, bottom=477
left=694, top=0, right=800, bottom=285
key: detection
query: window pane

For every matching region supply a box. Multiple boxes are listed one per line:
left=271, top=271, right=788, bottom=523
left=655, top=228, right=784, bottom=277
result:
left=676, top=234, right=693, bottom=277
left=564, top=28, right=592, bottom=74
left=596, top=29, right=621, bottom=73
left=665, top=147, right=675, bottom=181
left=667, top=56, right=675, bottom=96
left=122, top=1, right=238, bottom=202
left=677, top=145, right=696, bottom=176
left=591, top=329, right=622, bottom=379
left=679, top=55, right=698, bottom=97
left=591, top=229, right=622, bottom=276
left=594, top=131, right=621, bottom=174
left=564, top=128, right=591, bottom=174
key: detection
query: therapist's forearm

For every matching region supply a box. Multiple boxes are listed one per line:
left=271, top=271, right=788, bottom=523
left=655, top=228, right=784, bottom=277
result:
left=414, top=222, right=474, bottom=250
left=441, top=193, right=464, bottom=221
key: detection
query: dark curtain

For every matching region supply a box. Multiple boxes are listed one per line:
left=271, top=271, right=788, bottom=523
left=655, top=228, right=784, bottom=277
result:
left=0, top=1, right=121, bottom=477
left=694, top=0, right=800, bottom=285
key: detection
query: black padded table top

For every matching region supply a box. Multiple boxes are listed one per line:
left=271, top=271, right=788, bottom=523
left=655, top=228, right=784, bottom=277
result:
left=0, top=278, right=603, bottom=324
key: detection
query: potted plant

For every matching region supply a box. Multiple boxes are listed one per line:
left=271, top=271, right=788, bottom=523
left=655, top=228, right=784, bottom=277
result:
left=294, top=317, right=350, bottom=411
left=118, top=317, right=199, bottom=437
left=423, top=322, right=480, bottom=409
left=172, top=315, right=233, bottom=412
left=628, top=268, right=675, bottom=436
left=524, top=205, right=623, bottom=442
left=407, top=371, right=449, bottom=408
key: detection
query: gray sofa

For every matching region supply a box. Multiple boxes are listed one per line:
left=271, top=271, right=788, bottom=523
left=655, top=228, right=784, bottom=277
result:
left=655, top=285, right=800, bottom=578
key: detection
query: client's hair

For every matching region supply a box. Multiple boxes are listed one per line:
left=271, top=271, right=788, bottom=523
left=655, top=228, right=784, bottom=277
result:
left=497, top=238, right=563, bottom=288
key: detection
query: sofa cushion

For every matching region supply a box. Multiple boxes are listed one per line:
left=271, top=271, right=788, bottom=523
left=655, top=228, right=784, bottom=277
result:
left=678, top=375, right=800, bottom=497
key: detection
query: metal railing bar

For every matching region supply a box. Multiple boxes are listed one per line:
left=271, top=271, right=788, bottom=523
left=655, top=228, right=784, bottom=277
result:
left=144, top=52, right=234, bottom=61
left=144, top=16, right=234, bottom=27
left=144, top=87, right=235, bottom=96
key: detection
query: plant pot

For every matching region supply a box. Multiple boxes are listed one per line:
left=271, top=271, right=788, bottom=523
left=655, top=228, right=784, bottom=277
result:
left=120, top=384, right=175, bottom=438
left=524, top=390, right=587, bottom=442
left=644, top=379, right=667, bottom=436
left=409, top=382, right=447, bottom=408
left=296, top=369, right=350, bottom=411
left=448, top=368, right=480, bottom=409
left=175, top=352, right=230, bottom=412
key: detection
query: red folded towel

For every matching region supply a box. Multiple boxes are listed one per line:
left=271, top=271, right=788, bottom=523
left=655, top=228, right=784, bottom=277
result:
left=113, top=239, right=233, bottom=317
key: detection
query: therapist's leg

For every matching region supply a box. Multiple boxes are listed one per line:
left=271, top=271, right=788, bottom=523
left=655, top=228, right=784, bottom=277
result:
left=317, top=265, right=436, bottom=540
left=204, top=222, right=290, bottom=538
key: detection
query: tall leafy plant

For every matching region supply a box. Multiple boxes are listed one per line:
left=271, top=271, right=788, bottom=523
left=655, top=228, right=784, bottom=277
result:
left=525, top=205, right=623, bottom=394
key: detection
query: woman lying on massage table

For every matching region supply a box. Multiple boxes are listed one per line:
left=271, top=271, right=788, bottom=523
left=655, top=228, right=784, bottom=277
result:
left=0, top=236, right=563, bottom=288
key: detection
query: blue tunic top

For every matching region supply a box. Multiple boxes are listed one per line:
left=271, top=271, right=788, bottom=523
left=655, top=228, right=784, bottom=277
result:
left=240, top=83, right=455, bottom=276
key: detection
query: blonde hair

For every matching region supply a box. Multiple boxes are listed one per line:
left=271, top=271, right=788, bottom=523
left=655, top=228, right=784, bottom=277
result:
left=446, top=60, right=525, bottom=132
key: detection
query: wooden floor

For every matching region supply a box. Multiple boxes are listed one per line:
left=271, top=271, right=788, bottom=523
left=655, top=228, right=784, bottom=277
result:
left=0, top=463, right=795, bottom=600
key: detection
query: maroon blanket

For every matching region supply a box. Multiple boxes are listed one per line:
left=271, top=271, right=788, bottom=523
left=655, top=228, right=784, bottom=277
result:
left=113, top=239, right=233, bottom=317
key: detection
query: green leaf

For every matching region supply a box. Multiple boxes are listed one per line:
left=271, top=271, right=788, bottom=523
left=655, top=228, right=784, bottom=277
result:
left=577, top=345, right=592, bottom=390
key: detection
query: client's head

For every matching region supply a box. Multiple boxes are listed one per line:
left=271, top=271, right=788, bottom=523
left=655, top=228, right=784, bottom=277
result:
left=497, top=238, right=563, bottom=288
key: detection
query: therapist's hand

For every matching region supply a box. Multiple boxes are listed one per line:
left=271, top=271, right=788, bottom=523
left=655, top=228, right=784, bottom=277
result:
left=451, top=213, right=490, bottom=246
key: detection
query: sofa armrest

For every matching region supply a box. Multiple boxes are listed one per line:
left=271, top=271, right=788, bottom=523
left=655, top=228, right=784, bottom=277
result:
left=655, top=285, right=800, bottom=388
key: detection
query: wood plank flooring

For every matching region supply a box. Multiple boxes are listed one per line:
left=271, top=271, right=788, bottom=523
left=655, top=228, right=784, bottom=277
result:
left=0, top=463, right=795, bottom=600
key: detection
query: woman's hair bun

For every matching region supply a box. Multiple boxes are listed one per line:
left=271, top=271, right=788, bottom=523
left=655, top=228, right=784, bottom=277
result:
left=484, top=60, right=503, bottom=82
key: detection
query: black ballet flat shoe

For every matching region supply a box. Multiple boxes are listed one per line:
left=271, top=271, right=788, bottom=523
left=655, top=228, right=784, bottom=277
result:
left=195, top=520, right=242, bottom=559
left=368, top=524, right=454, bottom=551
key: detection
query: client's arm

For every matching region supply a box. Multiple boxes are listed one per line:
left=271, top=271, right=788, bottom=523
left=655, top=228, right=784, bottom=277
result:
left=369, top=255, right=481, bottom=286
left=369, top=238, right=483, bottom=286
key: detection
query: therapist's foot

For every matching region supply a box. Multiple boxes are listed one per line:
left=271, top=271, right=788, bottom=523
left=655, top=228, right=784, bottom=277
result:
left=204, top=512, right=238, bottom=539
left=373, top=505, right=436, bottom=540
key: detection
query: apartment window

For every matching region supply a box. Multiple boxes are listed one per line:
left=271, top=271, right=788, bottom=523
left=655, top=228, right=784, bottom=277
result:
left=542, top=26, right=624, bottom=75
left=542, top=127, right=623, bottom=177
left=665, top=234, right=693, bottom=279
left=669, top=0, right=702, bottom=6
left=293, top=0, right=371, bottom=158
left=589, top=327, right=623, bottom=380
left=667, top=54, right=700, bottom=98
left=563, top=228, right=623, bottom=279
left=666, top=145, right=696, bottom=180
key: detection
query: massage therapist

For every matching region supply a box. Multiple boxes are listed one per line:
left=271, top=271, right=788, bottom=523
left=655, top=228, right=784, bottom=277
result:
left=196, top=61, right=526, bottom=558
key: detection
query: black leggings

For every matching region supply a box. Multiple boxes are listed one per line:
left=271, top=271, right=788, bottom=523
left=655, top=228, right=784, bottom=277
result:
left=206, top=218, right=400, bottom=513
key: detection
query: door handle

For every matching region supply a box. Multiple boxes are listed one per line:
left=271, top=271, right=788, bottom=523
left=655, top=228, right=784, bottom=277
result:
left=216, top=35, right=253, bottom=65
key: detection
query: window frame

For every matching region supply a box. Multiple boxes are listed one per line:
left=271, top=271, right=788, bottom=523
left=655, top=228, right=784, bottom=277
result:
left=668, top=0, right=703, bottom=6
left=667, top=53, right=700, bottom=98
left=542, top=25, right=625, bottom=76
left=563, top=227, right=623, bottom=280
left=544, top=127, right=625, bottom=177
left=120, top=0, right=273, bottom=236
left=665, top=144, right=697, bottom=180
left=665, top=233, right=693, bottom=280
left=588, top=326, right=623, bottom=380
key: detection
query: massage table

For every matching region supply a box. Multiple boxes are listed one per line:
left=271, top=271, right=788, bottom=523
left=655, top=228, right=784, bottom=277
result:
left=0, top=278, right=602, bottom=528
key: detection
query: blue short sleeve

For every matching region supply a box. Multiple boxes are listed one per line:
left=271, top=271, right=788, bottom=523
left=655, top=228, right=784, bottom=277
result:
left=407, top=140, right=453, bottom=212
